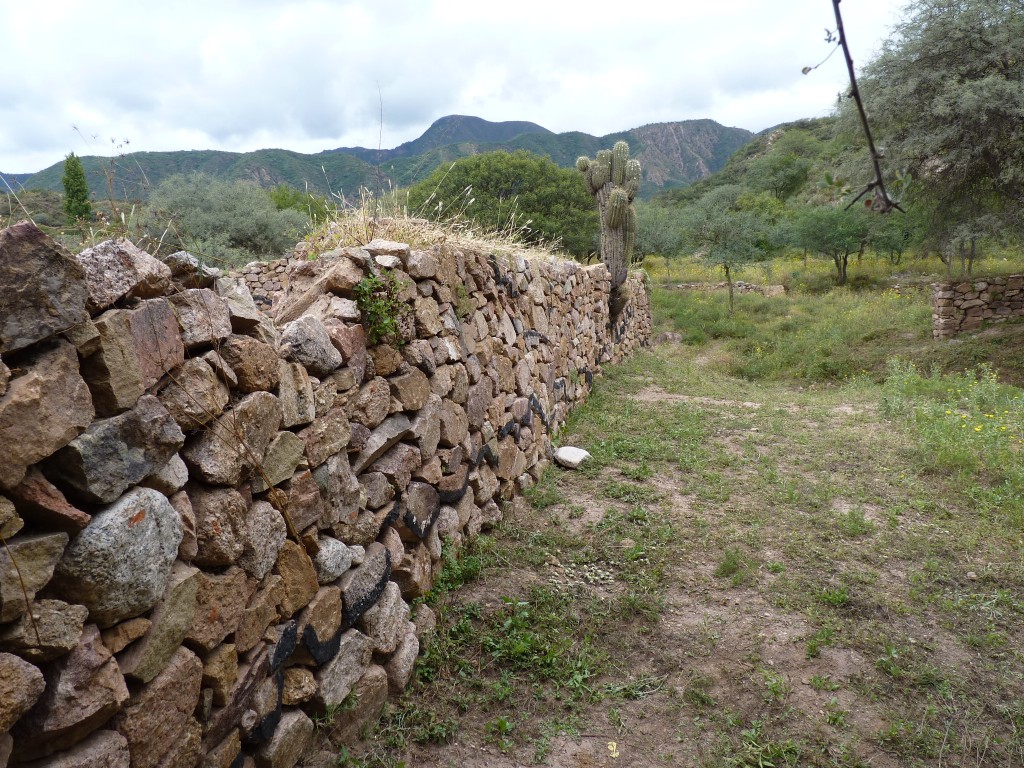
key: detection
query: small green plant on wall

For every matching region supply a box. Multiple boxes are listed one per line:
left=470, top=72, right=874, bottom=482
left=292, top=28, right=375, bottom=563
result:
left=354, top=270, right=410, bottom=345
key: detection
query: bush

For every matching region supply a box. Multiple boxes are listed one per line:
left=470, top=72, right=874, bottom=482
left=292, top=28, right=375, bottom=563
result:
left=142, top=173, right=309, bottom=266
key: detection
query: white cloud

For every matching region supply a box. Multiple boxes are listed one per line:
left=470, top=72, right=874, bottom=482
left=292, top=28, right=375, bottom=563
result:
left=0, top=0, right=906, bottom=172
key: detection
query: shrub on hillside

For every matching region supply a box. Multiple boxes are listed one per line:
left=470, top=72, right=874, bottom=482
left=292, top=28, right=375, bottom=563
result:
left=142, top=173, right=309, bottom=266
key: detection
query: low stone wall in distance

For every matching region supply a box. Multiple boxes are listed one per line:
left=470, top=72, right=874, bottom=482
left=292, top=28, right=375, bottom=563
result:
left=931, top=274, right=1024, bottom=339
left=0, top=221, right=650, bottom=768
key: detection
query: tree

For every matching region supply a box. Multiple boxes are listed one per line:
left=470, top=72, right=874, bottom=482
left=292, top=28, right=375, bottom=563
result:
left=268, top=184, right=334, bottom=225
left=789, top=206, right=871, bottom=285
left=62, top=152, right=92, bottom=222
left=143, top=173, right=309, bottom=265
left=634, top=200, right=684, bottom=280
left=407, top=151, right=598, bottom=259
left=853, top=0, right=1024, bottom=273
left=682, top=185, right=769, bottom=311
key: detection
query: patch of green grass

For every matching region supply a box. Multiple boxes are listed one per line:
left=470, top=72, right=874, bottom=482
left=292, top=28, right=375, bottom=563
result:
left=810, top=675, right=841, bottom=692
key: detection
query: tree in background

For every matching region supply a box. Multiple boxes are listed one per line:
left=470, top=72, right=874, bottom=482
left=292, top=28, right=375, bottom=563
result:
left=143, top=173, right=308, bottom=266
left=634, top=201, right=684, bottom=279
left=683, top=185, right=770, bottom=311
left=61, top=152, right=92, bottom=223
left=854, top=0, right=1024, bottom=274
left=789, top=206, right=871, bottom=285
left=407, top=151, right=598, bottom=259
left=269, top=184, right=335, bottom=226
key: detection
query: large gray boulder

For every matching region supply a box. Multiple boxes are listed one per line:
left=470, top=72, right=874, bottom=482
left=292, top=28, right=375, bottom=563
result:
left=50, top=487, right=184, bottom=627
left=43, top=395, right=185, bottom=504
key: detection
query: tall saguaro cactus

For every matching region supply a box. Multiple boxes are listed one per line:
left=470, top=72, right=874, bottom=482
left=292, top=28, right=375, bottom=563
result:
left=577, top=141, right=640, bottom=297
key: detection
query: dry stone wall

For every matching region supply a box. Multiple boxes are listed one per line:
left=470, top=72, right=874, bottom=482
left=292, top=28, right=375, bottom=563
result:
left=931, top=274, right=1024, bottom=339
left=0, top=221, right=650, bottom=768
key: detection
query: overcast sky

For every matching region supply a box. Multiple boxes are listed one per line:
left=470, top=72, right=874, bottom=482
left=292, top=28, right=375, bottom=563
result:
left=1, top=0, right=907, bottom=174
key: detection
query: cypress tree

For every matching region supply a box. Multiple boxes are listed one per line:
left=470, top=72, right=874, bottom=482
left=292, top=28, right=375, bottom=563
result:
left=61, top=152, right=92, bottom=222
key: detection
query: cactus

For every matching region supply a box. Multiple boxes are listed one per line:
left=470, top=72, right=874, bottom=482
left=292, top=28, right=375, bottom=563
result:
left=577, top=140, right=641, bottom=303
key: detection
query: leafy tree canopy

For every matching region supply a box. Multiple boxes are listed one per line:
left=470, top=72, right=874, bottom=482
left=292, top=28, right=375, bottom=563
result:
left=854, top=0, right=1024, bottom=256
left=407, top=150, right=598, bottom=258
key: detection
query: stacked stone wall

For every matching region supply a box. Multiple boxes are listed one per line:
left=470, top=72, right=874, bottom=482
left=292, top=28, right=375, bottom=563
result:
left=0, top=221, right=650, bottom=768
left=931, top=274, right=1024, bottom=339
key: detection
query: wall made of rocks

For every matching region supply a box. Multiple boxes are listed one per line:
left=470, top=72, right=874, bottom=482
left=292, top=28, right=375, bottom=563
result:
left=931, top=274, right=1024, bottom=339
left=0, top=221, right=650, bottom=768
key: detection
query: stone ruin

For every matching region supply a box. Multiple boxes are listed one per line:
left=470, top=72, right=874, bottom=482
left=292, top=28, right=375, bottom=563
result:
left=931, top=274, right=1024, bottom=339
left=0, top=221, right=650, bottom=768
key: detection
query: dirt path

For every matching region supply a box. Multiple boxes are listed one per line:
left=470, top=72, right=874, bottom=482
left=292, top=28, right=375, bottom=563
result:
left=322, top=345, right=1024, bottom=768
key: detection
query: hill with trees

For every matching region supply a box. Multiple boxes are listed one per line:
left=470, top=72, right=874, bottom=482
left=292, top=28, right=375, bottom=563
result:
left=5, top=116, right=752, bottom=204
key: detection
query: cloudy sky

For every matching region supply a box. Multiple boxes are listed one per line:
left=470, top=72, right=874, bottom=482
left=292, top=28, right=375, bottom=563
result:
left=1, top=0, right=907, bottom=174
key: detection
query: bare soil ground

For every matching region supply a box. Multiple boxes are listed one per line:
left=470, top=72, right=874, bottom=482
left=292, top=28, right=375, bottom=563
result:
left=318, top=343, right=1024, bottom=768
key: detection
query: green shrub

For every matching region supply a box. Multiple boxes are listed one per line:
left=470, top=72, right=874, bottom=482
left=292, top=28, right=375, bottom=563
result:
left=142, top=172, right=309, bottom=266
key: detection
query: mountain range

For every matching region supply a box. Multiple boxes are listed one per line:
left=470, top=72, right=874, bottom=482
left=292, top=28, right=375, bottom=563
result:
left=2, top=115, right=753, bottom=202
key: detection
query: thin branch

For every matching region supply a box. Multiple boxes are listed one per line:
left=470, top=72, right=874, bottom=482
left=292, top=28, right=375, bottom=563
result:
left=832, top=0, right=903, bottom=213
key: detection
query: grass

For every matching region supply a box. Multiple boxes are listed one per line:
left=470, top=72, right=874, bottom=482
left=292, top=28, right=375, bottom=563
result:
left=331, top=277, right=1024, bottom=768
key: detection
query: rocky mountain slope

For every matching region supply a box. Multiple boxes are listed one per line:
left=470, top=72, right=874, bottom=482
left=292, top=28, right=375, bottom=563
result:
left=8, top=116, right=753, bottom=201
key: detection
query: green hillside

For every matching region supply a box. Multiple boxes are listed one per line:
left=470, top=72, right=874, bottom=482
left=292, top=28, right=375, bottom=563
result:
left=13, top=116, right=753, bottom=202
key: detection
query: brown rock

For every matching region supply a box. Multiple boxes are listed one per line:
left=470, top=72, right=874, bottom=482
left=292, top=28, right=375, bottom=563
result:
left=413, top=297, right=443, bottom=337
left=168, top=289, right=232, bottom=350
left=352, top=414, right=411, bottom=475
left=389, top=367, right=430, bottom=412
left=188, top=484, right=247, bottom=567
left=323, top=321, right=367, bottom=383
left=0, top=341, right=94, bottom=491
left=369, top=344, right=403, bottom=377
left=312, top=452, right=360, bottom=530
left=158, top=716, right=203, bottom=768
left=437, top=400, right=469, bottom=448
left=0, top=651, right=45, bottom=732
left=158, top=357, right=230, bottom=430
left=278, top=361, right=315, bottom=429
left=280, top=470, right=323, bottom=533
left=384, top=622, right=419, bottom=694
left=202, top=643, right=238, bottom=706
left=359, top=472, right=394, bottom=510
left=326, top=665, right=388, bottom=745
left=0, top=599, right=88, bottom=662
left=356, top=581, right=408, bottom=654
left=238, top=500, right=288, bottom=581
left=254, top=709, right=313, bottom=768
left=409, top=395, right=441, bottom=462
left=75, top=238, right=163, bottom=312
left=18, top=729, right=129, bottom=767
left=185, top=567, right=250, bottom=652
left=281, top=668, right=316, bottom=706
left=169, top=490, right=198, bottom=561
left=297, top=405, right=351, bottom=469
left=392, top=542, right=433, bottom=600
left=234, top=576, right=284, bottom=654
left=8, top=468, right=91, bottom=533
left=100, top=617, right=152, bottom=654
left=78, top=308, right=145, bottom=416
left=369, top=442, right=422, bottom=492
left=294, top=586, right=342, bottom=665
left=274, top=541, right=319, bottom=619
left=397, top=482, right=440, bottom=541
left=314, top=629, right=372, bottom=708
left=11, top=624, right=130, bottom=762
left=219, top=335, right=281, bottom=393
left=215, top=277, right=264, bottom=331
left=349, top=376, right=391, bottom=428
left=0, top=532, right=69, bottom=623
left=201, top=729, right=241, bottom=768
left=0, top=222, right=89, bottom=355
left=182, top=391, right=282, bottom=486
left=113, top=646, right=203, bottom=768
left=0, top=495, right=22, bottom=539
left=127, top=298, right=185, bottom=388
